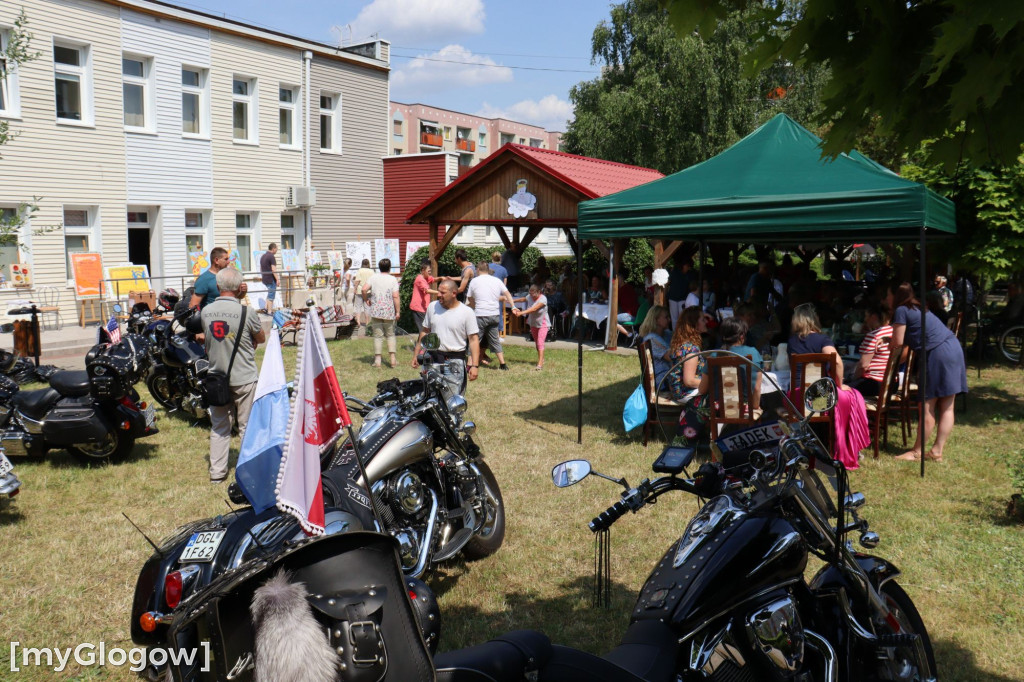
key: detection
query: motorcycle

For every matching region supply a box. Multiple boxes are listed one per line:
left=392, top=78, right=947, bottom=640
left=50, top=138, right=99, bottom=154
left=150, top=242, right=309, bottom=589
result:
left=131, top=355, right=935, bottom=682
left=0, top=329, right=158, bottom=464
left=0, top=444, right=20, bottom=510
left=128, top=332, right=505, bottom=673
left=0, top=320, right=60, bottom=384
left=142, top=306, right=210, bottom=422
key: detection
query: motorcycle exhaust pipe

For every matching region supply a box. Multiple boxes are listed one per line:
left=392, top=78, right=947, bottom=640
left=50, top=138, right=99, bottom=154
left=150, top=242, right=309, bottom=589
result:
left=804, top=629, right=837, bottom=682
left=410, top=489, right=439, bottom=579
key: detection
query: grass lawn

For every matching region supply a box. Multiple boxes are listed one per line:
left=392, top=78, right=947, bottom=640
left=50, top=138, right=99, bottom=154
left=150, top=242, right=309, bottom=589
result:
left=1, top=336, right=1022, bottom=680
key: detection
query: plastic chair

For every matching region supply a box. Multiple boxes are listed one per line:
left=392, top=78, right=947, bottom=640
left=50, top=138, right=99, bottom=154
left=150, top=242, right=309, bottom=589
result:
left=637, top=339, right=683, bottom=446
left=37, top=286, right=63, bottom=330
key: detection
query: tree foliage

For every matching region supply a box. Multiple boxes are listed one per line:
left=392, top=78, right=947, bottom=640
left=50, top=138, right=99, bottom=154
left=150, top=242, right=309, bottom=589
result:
left=564, top=0, right=827, bottom=174
left=659, top=0, right=1024, bottom=168
left=902, top=145, right=1024, bottom=282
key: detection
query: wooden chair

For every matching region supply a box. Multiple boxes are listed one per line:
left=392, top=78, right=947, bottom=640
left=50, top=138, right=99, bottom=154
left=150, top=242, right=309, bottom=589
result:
left=706, top=354, right=759, bottom=439
left=637, top=339, right=683, bottom=446
left=790, top=352, right=838, bottom=448
left=888, top=349, right=919, bottom=447
left=862, top=339, right=899, bottom=458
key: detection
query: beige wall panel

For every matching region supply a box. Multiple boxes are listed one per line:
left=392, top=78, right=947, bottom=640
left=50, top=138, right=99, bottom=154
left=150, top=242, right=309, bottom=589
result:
left=0, top=0, right=127, bottom=296
left=309, top=58, right=387, bottom=249
left=210, top=32, right=302, bottom=260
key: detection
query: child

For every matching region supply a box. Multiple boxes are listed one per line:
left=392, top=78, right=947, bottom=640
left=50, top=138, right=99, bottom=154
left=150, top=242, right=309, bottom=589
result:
left=513, top=284, right=549, bottom=370
left=718, top=316, right=762, bottom=409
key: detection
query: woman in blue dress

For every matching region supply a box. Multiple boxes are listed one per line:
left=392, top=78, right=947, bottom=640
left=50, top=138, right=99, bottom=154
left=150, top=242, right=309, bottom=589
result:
left=889, top=282, right=967, bottom=462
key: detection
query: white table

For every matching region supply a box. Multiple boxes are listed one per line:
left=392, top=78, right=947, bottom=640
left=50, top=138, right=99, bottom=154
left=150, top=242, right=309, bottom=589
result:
left=577, top=303, right=610, bottom=327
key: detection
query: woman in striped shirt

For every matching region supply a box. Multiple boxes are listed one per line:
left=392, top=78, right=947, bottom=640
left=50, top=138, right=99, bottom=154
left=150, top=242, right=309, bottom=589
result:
left=849, top=303, right=893, bottom=399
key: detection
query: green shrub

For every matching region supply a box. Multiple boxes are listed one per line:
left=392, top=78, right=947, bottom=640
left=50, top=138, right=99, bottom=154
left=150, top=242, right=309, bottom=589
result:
left=545, top=240, right=655, bottom=287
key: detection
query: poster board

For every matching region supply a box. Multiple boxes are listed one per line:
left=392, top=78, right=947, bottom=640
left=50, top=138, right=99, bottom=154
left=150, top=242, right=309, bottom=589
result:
left=346, top=241, right=372, bottom=268
left=374, top=238, right=399, bottom=268
left=70, top=253, right=104, bottom=298
left=253, top=250, right=267, bottom=271
left=306, top=251, right=322, bottom=267
left=281, top=249, right=301, bottom=272
left=327, top=250, right=345, bottom=270
left=405, top=241, right=430, bottom=267
left=105, top=264, right=151, bottom=298
left=228, top=248, right=243, bottom=271
left=190, top=251, right=210, bottom=276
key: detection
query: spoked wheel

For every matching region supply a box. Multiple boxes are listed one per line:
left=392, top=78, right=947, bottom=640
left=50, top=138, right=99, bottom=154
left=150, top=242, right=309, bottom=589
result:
left=462, top=460, right=505, bottom=561
left=870, top=581, right=938, bottom=681
left=67, top=431, right=135, bottom=465
left=147, top=373, right=178, bottom=410
left=999, top=325, right=1023, bottom=364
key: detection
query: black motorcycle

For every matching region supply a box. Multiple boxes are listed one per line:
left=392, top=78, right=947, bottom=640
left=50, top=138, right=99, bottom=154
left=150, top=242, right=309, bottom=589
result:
left=0, top=333, right=157, bottom=464
left=143, top=308, right=209, bottom=422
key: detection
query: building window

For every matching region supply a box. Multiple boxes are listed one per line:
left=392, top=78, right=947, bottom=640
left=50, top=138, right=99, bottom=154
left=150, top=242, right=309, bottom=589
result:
left=279, top=85, right=300, bottom=149
left=185, top=210, right=209, bottom=264
left=478, top=130, right=487, bottom=148
left=518, top=137, right=526, bottom=145
left=181, top=66, right=208, bottom=137
left=443, top=126, right=452, bottom=141
left=122, top=54, right=153, bottom=130
left=54, top=41, right=91, bottom=124
left=280, top=213, right=298, bottom=255
left=319, top=92, right=341, bottom=153
left=500, top=132, right=514, bottom=146
left=392, top=117, right=402, bottom=137
left=63, top=206, right=96, bottom=281
left=529, top=138, right=542, bottom=148
left=232, top=76, right=257, bottom=143
left=235, top=212, right=258, bottom=271
left=0, top=206, right=22, bottom=275
left=0, top=29, right=21, bottom=118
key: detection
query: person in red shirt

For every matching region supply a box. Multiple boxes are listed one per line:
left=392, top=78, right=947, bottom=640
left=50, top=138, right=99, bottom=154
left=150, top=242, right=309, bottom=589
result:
left=410, top=261, right=438, bottom=336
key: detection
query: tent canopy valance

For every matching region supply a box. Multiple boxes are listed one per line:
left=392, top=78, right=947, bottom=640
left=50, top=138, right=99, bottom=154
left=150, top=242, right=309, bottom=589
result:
left=577, top=114, right=955, bottom=242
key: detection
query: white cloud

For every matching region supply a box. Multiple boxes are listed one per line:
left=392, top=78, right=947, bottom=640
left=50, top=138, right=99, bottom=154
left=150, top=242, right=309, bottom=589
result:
left=391, top=44, right=513, bottom=98
left=477, top=95, right=574, bottom=132
left=341, top=0, right=485, bottom=44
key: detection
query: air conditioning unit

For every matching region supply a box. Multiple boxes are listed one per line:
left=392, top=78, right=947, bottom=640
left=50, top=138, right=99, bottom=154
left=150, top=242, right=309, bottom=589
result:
left=286, top=185, right=317, bottom=208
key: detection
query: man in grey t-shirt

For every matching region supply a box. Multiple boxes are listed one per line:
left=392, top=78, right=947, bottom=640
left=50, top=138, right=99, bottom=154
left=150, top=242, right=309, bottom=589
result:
left=414, top=280, right=480, bottom=396
left=201, top=267, right=265, bottom=483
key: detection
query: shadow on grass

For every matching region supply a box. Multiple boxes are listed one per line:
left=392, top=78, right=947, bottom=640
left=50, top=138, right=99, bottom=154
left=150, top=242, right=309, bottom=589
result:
left=513, top=376, right=646, bottom=444
left=42, top=441, right=161, bottom=468
left=955, top=385, right=1024, bottom=428
left=435, top=573, right=637, bottom=655
left=0, top=506, right=26, bottom=526
left=932, top=638, right=1022, bottom=682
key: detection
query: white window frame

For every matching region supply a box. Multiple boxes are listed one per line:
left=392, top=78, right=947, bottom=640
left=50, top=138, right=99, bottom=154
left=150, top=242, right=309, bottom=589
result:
left=122, top=53, right=155, bottom=133
left=477, top=126, right=487, bottom=149
left=392, top=112, right=403, bottom=139
left=181, top=65, right=209, bottom=139
left=443, top=126, right=452, bottom=141
left=484, top=226, right=500, bottom=244
left=529, top=138, right=543, bottom=148
left=0, top=204, right=30, bottom=276
left=184, top=209, right=212, bottom=265
left=453, top=225, right=476, bottom=245
left=53, top=39, right=93, bottom=126
left=62, top=205, right=99, bottom=285
left=319, top=90, right=341, bottom=154
left=278, top=83, right=301, bottom=150
left=0, top=28, right=22, bottom=119
left=232, top=75, right=258, bottom=144
left=235, top=211, right=260, bottom=271
left=280, top=212, right=301, bottom=258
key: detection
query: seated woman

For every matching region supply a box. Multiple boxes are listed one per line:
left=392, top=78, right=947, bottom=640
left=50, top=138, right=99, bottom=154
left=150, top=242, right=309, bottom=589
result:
left=666, top=306, right=707, bottom=403
left=638, top=305, right=673, bottom=388
left=848, top=303, right=893, bottom=399
left=788, top=303, right=844, bottom=388
left=718, top=316, right=762, bottom=410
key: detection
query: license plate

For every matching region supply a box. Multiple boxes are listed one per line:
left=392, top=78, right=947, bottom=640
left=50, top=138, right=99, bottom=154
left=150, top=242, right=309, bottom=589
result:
left=144, top=405, right=156, bottom=428
left=716, top=421, right=785, bottom=453
left=0, top=453, right=12, bottom=477
left=180, top=530, right=225, bottom=563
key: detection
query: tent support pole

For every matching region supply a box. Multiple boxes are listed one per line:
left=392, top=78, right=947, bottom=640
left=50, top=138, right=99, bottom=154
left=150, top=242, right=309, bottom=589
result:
left=919, top=226, right=927, bottom=478
left=577, top=241, right=584, bottom=444
left=699, top=240, right=705, bottom=308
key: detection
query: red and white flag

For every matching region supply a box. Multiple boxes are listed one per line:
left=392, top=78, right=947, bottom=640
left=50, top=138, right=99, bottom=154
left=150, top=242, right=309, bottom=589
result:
left=276, top=310, right=351, bottom=535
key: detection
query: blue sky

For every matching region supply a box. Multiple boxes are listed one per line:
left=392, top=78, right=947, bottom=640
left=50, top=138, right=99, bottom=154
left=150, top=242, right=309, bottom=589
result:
left=178, top=0, right=615, bottom=132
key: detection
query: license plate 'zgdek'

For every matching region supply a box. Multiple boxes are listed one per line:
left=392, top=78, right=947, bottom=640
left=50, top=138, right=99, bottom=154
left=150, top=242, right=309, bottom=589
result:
left=716, top=421, right=785, bottom=453
left=179, top=530, right=225, bottom=563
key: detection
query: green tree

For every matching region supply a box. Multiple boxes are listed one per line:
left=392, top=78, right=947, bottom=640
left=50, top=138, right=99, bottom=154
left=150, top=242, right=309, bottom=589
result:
left=1, top=10, right=42, bottom=257
left=564, top=0, right=827, bottom=174
left=659, top=0, right=1024, bottom=168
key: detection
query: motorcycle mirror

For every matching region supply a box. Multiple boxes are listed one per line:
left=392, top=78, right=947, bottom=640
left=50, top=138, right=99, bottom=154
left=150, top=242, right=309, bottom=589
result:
left=552, top=460, right=592, bottom=488
left=805, top=378, right=838, bottom=415
left=112, top=303, right=123, bottom=314
left=0, top=323, right=13, bottom=334
left=420, top=332, right=440, bottom=351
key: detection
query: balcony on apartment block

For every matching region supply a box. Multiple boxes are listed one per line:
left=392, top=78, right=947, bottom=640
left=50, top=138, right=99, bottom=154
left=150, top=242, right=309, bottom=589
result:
left=420, top=131, right=443, bottom=148
left=456, top=138, right=476, bottom=153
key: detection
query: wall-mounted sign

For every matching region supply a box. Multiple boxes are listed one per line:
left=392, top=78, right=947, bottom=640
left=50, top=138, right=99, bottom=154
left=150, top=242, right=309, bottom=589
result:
left=507, top=178, right=537, bottom=218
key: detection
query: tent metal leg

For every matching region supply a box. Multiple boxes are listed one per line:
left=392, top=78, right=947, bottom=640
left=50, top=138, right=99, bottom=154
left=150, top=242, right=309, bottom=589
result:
left=577, top=244, right=584, bottom=444
left=919, top=226, right=927, bottom=478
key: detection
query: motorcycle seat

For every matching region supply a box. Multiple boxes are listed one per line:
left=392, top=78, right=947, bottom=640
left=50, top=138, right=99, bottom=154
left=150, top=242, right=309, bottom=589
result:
left=435, top=629, right=552, bottom=682
left=48, top=370, right=92, bottom=398
left=12, top=387, right=60, bottom=421
left=539, top=620, right=678, bottom=682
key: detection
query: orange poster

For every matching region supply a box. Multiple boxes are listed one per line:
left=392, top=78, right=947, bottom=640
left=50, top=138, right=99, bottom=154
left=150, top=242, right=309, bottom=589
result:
left=70, top=252, right=104, bottom=298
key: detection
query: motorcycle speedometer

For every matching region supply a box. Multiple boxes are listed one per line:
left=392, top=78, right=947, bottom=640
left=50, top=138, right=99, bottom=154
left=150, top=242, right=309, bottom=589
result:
left=674, top=495, right=743, bottom=568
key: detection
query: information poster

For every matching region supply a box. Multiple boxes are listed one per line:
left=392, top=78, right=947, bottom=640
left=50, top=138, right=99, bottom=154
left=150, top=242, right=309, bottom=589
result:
left=405, top=241, right=430, bottom=267
left=374, top=238, right=399, bottom=268
left=70, top=253, right=104, bottom=298
left=105, top=264, right=151, bottom=297
left=345, top=242, right=372, bottom=268
left=281, top=249, right=301, bottom=272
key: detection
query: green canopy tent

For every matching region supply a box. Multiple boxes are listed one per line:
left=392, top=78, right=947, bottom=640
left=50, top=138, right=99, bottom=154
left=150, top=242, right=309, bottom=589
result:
left=575, top=114, right=956, bottom=475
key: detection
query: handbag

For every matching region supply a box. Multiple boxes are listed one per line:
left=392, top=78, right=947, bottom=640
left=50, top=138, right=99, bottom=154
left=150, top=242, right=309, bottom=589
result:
left=622, top=383, right=648, bottom=432
left=200, top=305, right=247, bottom=407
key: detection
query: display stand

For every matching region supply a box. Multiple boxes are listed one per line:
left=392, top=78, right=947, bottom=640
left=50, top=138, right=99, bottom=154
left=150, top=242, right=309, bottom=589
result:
left=77, top=297, right=104, bottom=326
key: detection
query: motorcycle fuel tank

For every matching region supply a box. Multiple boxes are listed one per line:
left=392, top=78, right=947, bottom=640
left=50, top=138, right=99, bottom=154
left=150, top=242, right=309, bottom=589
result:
left=358, top=418, right=434, bottom=484
left=161, top=335, right=205, bottom=369
left=632, top=496, right=808, bottom=632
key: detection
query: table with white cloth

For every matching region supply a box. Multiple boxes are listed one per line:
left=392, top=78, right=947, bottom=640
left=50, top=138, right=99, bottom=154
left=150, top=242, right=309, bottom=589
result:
left=762, top=370, right=791, bottom=393
left=576, top=303, right=610, bottom=326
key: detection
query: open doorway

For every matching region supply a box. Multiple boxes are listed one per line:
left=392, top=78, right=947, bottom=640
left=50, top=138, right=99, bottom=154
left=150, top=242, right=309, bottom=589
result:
left=128, top=207, right=161, bottom=278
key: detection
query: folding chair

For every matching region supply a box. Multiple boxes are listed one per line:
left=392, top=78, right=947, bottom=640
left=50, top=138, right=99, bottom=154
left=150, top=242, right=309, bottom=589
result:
left=637, top=339, right=683, bottom=446
left=862, top=338, right=899, bottom=458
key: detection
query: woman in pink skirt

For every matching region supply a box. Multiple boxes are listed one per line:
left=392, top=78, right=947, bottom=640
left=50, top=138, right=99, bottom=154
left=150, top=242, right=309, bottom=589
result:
left=513, top=283, right=549, bottom=370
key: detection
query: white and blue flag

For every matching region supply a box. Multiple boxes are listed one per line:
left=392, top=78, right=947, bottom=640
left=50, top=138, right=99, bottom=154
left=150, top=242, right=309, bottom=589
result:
left=235, top=329, right=288, bottom=513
